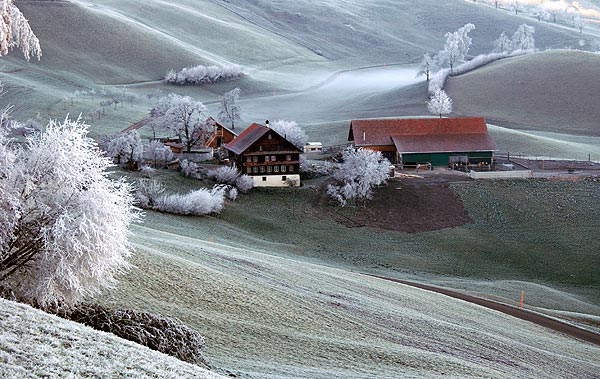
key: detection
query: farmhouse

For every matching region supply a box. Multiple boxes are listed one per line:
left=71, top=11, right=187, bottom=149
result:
left=348, top=117, right=497, bottom=168
left=225, top=122, right=302, bottom=187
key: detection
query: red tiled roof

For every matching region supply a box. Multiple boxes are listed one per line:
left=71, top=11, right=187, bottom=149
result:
left=391, top=133, right=497, bottom=154
left=349, top=117, right=497, bottom=152
left=224, top=123, right=269, bottom=155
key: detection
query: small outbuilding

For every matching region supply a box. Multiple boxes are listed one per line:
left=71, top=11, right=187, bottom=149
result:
left=348, top=117, right=498, bottom=168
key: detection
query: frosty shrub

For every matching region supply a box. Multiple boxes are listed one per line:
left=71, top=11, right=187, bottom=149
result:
left=228, top=187, right=239, bottom=201
left=235, top=174, right=254, bottom=193
left=0, top=117, right=138, bottom=306
left=139, top=165, right=155, bottom=178
left=300, top=155, right=337, bottom=179
left=45, top=303, right=210, bottom=368
left=207, top=166, right=239, bottom=185
left=165, top=64, right=243, bottom=85
left=155, top=188, right=225, bottom=216
left=269, top=120, right=307, bottom=150
left=180, top=159, right=200, bottom=178
left=135, top=179, right=165, bottom=208
left=327, top=148, right=390, bottom=207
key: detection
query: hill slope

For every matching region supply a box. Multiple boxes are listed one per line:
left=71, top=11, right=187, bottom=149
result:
left=0, top=299, right=226, bottom=378
left=446, top=50, right=600, bottom=136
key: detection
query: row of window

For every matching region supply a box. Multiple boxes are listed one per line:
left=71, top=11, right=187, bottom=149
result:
left=247, top=165, right=295, bottom=174
left=247, top=155, right=293, bottom=163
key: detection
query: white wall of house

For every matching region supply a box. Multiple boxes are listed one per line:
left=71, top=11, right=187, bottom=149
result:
left=252, top=174, right=301, bottom=187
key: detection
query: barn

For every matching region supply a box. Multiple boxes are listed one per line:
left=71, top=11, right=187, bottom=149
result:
left=348, top=117, right=498, bottom=168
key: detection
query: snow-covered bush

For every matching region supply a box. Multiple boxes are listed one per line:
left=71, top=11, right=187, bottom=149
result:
left=235, top=174, right=254, bottom=193
left=135, top=179, right=165, bottom=208
left=300, top=156, right=337, bottom=179
left=207, top=166, right=239, bottom=185
left=228, top=187, right=238, bottom=201
left=155, top=188, right=225, bottom=216
left=139, top=165, right=155, bottom=178
left=269, top=120, right=307, bottom=149
left=428, top=68, right=451, bottom=94
left=327, top=148, right=390, bottom=207
left=165, top=64, right=243, bottom=85
left=0, top=117, right=138, bottom=306
left=180, top=159, right=200, bottom=178
left=46, top=303, right=210, bottom=368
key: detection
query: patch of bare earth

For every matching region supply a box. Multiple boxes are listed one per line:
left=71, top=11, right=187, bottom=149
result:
left=314, top=174, right=472, bottom=233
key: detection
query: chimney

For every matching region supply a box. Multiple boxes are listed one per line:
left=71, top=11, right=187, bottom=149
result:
left=265, top=120, right=270, bottom=127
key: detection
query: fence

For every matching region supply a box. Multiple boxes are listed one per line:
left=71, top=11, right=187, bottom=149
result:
left=469, top=170, right=533, bottom=180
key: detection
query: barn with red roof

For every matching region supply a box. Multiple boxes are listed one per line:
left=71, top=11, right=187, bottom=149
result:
left=225, top=122, right=302, bottom=187
left=348, top=117, right=497, bottom=167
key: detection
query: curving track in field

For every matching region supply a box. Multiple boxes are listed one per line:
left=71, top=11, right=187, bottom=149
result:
left=370, top=275, right=600, bottom=346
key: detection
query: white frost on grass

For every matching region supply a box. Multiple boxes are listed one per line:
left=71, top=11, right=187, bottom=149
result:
left=0, top=299, right=226, bottom=379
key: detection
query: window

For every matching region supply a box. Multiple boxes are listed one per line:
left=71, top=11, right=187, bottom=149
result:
left=282, top=176, right=287, bottom=181
left=247, top=167, right=252, bottom=174
left=259, top=146, right=263, bottom=151
left=271, top=155, right=276, bottom=162
left=259, top=166, right=265, bottom=173
left=246, top=156, right=252, bottom=163
left=265, top=156, right=269, bottom=162
left=262, top=177, right=267, bottom=182
left=268, top=134, right=272, bottom=140
left=288, top=165, right=294, bottom=172
left=286, top=155, right=291, bottom=161
left=274, top=165, right=279, bottom=173
left=252, top=167, right=258, bottom=173
left=253, top=156, right=258, bottom=163
left=267, top=166, right=272, bottom=173
left=281, top=165, right=287, bottom=173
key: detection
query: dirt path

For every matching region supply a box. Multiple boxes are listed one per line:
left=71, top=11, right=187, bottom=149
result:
left=369, top=275, right=600, bottom=346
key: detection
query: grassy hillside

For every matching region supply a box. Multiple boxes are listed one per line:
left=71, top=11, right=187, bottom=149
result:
left=97, top=218, right=600, bottom=379
left=446, top=50, right=600, bottom=136
left=0, top=299, right=225, bottom=378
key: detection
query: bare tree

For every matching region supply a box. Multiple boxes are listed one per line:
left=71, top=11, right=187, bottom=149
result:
left=218, top=88, right=241, bottom=130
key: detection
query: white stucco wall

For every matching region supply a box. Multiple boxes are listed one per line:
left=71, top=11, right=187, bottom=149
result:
left=252, top=174, right=301, bottom=187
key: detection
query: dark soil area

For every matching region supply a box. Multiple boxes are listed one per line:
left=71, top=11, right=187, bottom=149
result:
left=315, top=174, right=473, bottom=233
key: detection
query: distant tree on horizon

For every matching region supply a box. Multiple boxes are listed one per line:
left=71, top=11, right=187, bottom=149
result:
left=417, top=53, right=435, bottom=81
left=435, top=23, right=475, bottom=73
left=493, top=32, right=512, bottom=54
left=511, top=24, right=536, bottom=51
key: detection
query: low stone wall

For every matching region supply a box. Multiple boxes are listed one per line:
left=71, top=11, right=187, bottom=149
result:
left=468, top=170, right=533, bottom=179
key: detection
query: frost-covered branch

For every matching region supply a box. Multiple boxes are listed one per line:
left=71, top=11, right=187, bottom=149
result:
left=0, top=0, right=41, bottom=60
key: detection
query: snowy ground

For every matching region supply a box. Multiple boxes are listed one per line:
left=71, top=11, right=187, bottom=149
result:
left=0, top=299, right=226, bottom=379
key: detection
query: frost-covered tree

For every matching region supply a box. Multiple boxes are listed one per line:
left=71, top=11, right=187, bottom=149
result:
left=0, top=117, right=138, bottom=305
left=269, top=120, right=307, bottom=150
left=148, top=140, right=174, bottom=168
left=510, top=1, right=520, bottom=15
left=179, top=159, right=200, bottom=178
left=417, top=53, right=435, bottom=81
left=218, top=88, right=241, bottom=130
left=436, top=24, right=475, bottom=73
left=427, top=89, right=453, bottom=118
left=150, top=94, right=214, bottom=153
left=327, top=148, right=390, bottom=207
left=0, top=0, right=41, bottom=60
left=511, top=24, right=535, bottom=51
left=102, top=130, right=143, bottom=169
left=493, top=32, right=512, bottom=54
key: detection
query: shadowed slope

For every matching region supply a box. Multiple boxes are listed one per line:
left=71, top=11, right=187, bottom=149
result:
left=446, top=50, right=600, bottom=136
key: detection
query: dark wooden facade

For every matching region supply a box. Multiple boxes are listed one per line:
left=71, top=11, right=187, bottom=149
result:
left=206, top=119, right=238, bottom=149
left=225, top=123, right=302, bottom=186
